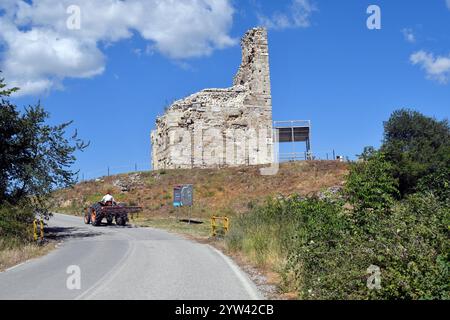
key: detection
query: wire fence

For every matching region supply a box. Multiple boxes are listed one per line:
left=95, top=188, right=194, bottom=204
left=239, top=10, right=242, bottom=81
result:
left=77, top=152, right=351, bottom=182
left=76, top=162, right=151, bottom=182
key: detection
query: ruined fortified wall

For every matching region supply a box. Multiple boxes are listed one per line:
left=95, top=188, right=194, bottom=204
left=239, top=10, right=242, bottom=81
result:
left=151, top=28, right=273, bottom=170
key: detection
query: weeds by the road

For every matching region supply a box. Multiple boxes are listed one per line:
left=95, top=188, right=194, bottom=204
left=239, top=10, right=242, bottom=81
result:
left=0, top=239, right=56, bottom=272
left=132, top=216, right=211, bottom=239
left=0, top=203, right=56, bottom=272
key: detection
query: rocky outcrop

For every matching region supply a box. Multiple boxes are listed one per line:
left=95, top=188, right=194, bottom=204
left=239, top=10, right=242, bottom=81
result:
left=151, top=27, right=273, bottom=170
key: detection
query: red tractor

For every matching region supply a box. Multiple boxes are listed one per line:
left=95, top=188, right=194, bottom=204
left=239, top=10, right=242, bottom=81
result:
left=84, top=202, right=142, bottom=226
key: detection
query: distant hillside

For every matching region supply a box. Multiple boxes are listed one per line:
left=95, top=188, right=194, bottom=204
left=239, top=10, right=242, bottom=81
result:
left=53, top=161, right=348, bottom=219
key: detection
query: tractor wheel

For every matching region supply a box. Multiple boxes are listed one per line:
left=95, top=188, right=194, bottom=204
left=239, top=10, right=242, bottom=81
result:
left=116, top=216, right=126, bottom=226
left=84, top=210, right=91, bottom=224
left=106, top=216, right=113, bottom=225
left=90, top=207, right=102, bottom=226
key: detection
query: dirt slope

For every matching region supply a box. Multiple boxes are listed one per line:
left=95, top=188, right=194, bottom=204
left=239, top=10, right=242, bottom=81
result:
left=54, top=161, right=348, bottom=219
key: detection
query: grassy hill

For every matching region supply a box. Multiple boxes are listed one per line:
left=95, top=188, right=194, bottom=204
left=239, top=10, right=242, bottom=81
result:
left=53, top=161, right=348, bottom=236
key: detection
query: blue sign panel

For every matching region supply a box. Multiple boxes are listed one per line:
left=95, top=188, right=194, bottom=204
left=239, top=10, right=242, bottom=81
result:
left=173, top=186, right=183, bottom=207
left=173, top=184, right=193, bottom=207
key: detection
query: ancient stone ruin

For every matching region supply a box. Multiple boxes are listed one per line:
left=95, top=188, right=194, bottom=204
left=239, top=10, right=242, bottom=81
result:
left=151, top=27, right=273, bottom=170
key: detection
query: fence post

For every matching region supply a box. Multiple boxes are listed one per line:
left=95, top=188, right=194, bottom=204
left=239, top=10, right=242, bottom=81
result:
left=33, top=220, right=37, bottom=241
left=40, top=220, right=44, bottom=240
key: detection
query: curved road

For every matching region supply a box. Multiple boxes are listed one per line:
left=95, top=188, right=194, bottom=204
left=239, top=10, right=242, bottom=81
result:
left=0, top=214, right=262, bottom=300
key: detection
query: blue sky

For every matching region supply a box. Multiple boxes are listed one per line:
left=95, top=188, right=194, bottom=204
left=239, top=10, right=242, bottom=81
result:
left=1, top=0, right=449, bottom=179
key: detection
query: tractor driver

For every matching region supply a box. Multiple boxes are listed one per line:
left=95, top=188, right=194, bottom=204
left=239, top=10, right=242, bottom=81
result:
left=101, top=191, right=116, bottom=206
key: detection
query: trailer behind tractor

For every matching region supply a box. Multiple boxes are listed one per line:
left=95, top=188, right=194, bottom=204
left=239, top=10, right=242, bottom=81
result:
left=84, top=202, right=142, bottom=226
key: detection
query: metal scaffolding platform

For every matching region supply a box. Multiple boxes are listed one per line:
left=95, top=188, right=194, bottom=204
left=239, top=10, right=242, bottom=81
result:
left=274, top=120, right=312, bottom=161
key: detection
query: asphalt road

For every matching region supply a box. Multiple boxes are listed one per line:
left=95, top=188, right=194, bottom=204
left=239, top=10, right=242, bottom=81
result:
left=0, top=214, right=262, bottom=300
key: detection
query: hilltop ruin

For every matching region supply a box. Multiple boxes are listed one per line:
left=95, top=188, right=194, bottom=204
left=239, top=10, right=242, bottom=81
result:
left=151, top=27, right=273, bottom=170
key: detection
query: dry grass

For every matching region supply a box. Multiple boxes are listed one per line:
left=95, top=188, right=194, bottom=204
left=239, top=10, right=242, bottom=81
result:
left=0, top=240, right=56, bottom=272
left=132, top=216, right=211, bottom=239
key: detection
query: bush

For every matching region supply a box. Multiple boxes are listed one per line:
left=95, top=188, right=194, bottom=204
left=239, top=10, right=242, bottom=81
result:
left=296, top=193, right=449, bottom=299
left=373, top=193, right=449, bottom=299
left=417, top=166, right=450, bottom=202
left=344, top=152, right=399, bottom=214
left=227, top=191, right=449, bottom=299
left=0, top=202, right=35, bottom=247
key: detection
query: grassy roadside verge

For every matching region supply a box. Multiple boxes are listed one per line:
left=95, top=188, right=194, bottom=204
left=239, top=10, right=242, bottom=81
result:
left=0, top=240, right=56, bottom=272
left=132, top=216, right=211, bottom=239
left=0, top=203, right=58, bottom=272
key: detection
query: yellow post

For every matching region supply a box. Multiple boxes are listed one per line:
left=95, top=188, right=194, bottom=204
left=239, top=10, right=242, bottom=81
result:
left=224, top=217, right=229, bottom=233
left=39, top=220, right=44, bottom=240
left=211, top=217, right=216, bottom=237
left=33, top=220, right=38, bottom=241
left=211, top=216, right=230, bottom=237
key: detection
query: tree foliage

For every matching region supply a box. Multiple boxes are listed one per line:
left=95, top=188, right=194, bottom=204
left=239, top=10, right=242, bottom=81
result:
left=417, top=165, right=450, bottom=202
left=0, top=75, right=87, bottom=220
left=381, top=109, right=450, bottom=196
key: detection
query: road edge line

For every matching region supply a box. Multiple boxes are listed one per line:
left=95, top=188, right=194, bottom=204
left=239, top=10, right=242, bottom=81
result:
left=4, top=262, right=26, bottom=273
left=208, top=245, right=263, bottom=300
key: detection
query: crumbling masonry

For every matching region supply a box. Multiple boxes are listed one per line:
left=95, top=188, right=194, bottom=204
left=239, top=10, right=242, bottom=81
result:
left=151, top=27, right=273, bottom=170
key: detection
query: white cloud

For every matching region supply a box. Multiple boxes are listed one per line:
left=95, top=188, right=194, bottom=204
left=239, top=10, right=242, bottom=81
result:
left=0, top=0, right=236, bottom=96
left=402, top=28, right=416, bottom=43
left=446, top=0, right=450, bottom=9
left=410, top=51, right=450, bottom=84
left=258, top=0, right=317, bottom=30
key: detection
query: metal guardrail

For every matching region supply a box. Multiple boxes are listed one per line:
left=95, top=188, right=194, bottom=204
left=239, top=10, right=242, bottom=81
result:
left=211, top=216, right=230, bottom=237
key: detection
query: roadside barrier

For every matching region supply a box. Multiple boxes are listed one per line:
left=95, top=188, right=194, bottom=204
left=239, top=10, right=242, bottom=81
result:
left=33, top=219, right=44, bottom=241
left=211, top=216, right=230, bottom=237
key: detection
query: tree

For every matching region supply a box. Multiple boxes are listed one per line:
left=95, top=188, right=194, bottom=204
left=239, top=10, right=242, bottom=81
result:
left=357, top=146, right=376, bottom=161
left=381, top=109, right=450, bottom=196
left=417, top=166, right=450, bottom=202
left=0, top=75, right=88, bottom=218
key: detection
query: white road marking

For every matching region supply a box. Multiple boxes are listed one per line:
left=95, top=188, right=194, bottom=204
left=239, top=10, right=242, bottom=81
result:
left=75, top=232, right=137, bottom=300
left=4, top=262, right=26, bottom=273
left=208, top=246, right=263, bottom=300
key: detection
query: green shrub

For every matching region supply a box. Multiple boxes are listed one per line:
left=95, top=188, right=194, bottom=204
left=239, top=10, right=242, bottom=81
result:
left=417, top=166, right=450, bottom=202
left=344, top=152, right=399, bottom=214
left=372, top=193, right=449, bottom=299
left=227, top=192, right=449, bottom=299
left=0, top=202, right=35, bottom=246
